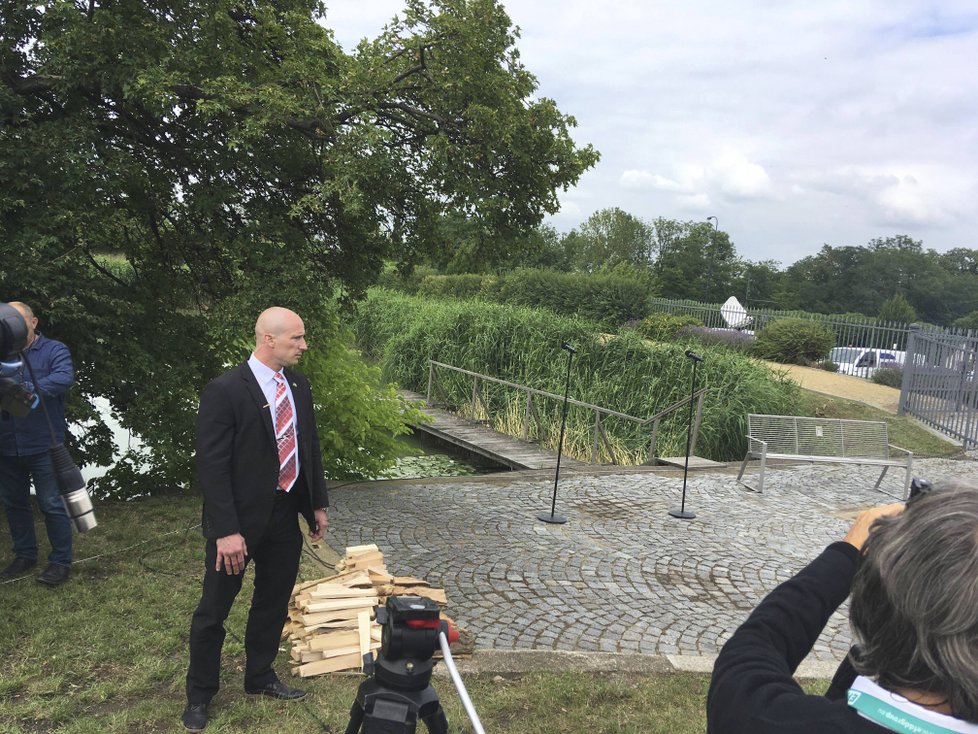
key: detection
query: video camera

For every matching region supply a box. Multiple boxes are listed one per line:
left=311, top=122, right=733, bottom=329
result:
left=0, top=301, right=96, bottom=533
left=0, top=302, right=38, bottom=417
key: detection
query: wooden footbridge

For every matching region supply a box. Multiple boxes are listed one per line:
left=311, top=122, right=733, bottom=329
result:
left=400, top=361, right=725, bottom=472
left=401, top=389, right=587, bottom=471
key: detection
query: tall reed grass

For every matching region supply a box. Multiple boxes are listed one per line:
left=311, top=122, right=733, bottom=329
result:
left=353, top=290, right=802, bottom=463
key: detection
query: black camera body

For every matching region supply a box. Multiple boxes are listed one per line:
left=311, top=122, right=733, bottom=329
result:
left=347, top=596, right=450, bottom=733
left=0, top=302, right=28, bottom=359
left=0, top=302, right=36, bottom=417
left=908, top=477, right=934, bottom=504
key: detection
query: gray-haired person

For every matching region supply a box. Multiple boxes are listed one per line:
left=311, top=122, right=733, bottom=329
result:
left=708, top=481, right=978, bottom=733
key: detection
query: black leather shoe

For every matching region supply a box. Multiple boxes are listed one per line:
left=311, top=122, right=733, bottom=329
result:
left=37, top=563, right=71, bottom=586
left=181, top=702, right=208, bottom=731
left=0, top=557, right=37, bottom=578
left=245, top=679, right=306, bottom=700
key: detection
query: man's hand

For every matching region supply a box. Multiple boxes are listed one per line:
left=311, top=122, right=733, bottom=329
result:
left=843, top=502, right=904, bottom=551
left=310, top=509, right=329, bottom=542
left=216, top=533, right=248, bottom=575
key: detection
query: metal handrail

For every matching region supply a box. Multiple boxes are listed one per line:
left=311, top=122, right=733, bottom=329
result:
left=425, top=360, right=708, bottom=464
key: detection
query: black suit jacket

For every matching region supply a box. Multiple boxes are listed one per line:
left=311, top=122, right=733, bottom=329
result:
left=195, top=362, right=329, bottom=543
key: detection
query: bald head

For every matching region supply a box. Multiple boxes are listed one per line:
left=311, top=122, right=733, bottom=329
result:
left=253, top=307, right=307, bottom=371
left=9, top=301, right=37, bottom=345
left=9, top=302, right=34, bottom=320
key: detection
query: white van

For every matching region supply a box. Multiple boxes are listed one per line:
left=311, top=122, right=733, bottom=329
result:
left=829, top=347, right=905, bottom=379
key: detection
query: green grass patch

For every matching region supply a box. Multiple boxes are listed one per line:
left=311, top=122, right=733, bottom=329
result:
left=797, top=390, right=961, bottom=457
left=0, top=495, right=824, bottom=733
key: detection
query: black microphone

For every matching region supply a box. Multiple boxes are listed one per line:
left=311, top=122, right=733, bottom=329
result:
left=562, top=342, right=577, bottom=354
left=684, top=350, right=704, bottom=363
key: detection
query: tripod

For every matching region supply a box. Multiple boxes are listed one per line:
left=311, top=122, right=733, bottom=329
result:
left=345, top=654, right=448, bottom=734
left=347, top=596, right=484, bottom=734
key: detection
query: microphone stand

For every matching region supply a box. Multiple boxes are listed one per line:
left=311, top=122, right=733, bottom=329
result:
left=539, top=343, right=576, bottom=525
left=669, top=351, right=701, bottom=520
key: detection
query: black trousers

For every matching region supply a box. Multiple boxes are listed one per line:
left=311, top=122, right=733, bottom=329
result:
left=185, top=490, right=302, bottom=704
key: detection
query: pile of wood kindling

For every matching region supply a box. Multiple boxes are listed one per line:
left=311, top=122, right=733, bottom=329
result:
left=287, top=544, right=448, bottom=677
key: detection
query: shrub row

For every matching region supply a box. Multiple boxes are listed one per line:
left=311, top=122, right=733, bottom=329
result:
left=378, top=268, right=653, bottom=330
left=353, top=289, right=802, bottom=462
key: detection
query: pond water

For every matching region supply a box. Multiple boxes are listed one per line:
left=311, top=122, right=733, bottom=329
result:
left=78, top=401, right=505, bottom=485
left=378, top=431, right=507, bottom=480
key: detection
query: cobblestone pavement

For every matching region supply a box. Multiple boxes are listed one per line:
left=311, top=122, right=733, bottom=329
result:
left=324, top=458, right=978, bottom=663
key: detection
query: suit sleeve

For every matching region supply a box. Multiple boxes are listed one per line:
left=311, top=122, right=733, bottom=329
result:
left=195, top=379, right=241, bottom=538
left=707, top=542, right=861, bottom=733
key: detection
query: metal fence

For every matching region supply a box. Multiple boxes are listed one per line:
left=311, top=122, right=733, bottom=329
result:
left=649, top=298, right=978, bottom=448
left=425, top=360, right=709, bottom=464
left=648, top=297, right=940, bottom=357
left=899, top=327, right=978, bottom=449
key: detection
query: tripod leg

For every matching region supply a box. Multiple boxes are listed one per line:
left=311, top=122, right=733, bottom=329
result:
left=420, top=704, right=449, bottom=734
left=345, top=700, right=365, bottom=734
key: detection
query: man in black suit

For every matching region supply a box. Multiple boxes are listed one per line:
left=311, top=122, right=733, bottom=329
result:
left=182, top=307, right=330, bottom=732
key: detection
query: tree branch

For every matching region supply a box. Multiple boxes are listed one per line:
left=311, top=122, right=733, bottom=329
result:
left=4, top=73, right=62, bottom=94
left=83, top=248, right=130, bottom=289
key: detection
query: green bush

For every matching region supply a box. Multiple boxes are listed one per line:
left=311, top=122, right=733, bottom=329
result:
left=353, top=289, right=801, bottom=462
left=753, top=318, right=835, bottom=365
left=377, top=267, right=652, bottom=329
left=816, top=359, right=839, bottom=372
left=299, top=332, right=429, bottom=480
left=374, top=264, right=437, bottom=294
left=872, top=367, right=903, bottom=388
left=495, top=268, right=651, bottom=328
left=953, top=310, right=978, bottom=332
left=417, top=273, right=498, bottom=300
left=635, top=313, right=703, bottom=342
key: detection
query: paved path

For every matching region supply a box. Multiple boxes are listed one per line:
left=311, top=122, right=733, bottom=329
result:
left=323, top=458, right=978, bottom=669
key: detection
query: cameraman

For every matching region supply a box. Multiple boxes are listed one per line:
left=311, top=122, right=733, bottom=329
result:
left=0, top=302, right=75, bottom=586
left=708, top=481, right=978, bottom=733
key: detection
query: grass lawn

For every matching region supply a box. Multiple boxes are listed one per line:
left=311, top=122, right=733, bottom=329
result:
left=797, top=389, right=962, bottom=457
left=0, top=494, right=734, bottom=733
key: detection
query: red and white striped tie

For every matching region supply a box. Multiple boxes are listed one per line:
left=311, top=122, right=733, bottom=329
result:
left=274, top=372, right=297, bottom=492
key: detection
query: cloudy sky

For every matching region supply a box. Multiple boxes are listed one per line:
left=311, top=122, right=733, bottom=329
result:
left=325, top=1, right=978, bottom=266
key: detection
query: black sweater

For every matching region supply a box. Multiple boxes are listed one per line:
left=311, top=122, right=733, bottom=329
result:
left=707, top=542, right=888, bottom=733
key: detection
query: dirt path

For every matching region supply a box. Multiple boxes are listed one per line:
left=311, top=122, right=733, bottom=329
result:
left=764, top=362, right=901, bottom=414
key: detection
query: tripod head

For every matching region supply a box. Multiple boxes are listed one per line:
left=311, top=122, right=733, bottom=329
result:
left=368, top=596, right=457, bottom=691
left=347, top=596, right=462, bottom=734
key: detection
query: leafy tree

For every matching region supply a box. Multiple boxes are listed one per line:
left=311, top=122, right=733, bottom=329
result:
left=778, top=236, right=978, bottom=325
left=877, top=292, right=917, bottom=325
left=502, top=224, right=575, bottom=272
left=953, top=311, right=978, bottom=332
left=424, top=217, right=571, bottom=274
left=650, top=218, right=736, bottom=302
left=730, top=259, right=785, bottom=309
left=569, top=207, right=653, bottom=272
left=939, top=248, right=978, bottom=275
left=0, top=0, right=597, bottom=495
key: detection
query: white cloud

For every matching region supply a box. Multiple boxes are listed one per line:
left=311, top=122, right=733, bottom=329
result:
left=620, top=149, right=771, bottom=202
left=325, top=0, right=978, bottom=261
left=619, top=169, right=658, bottom=190
left=874, top=169, right=973, bottom=228
left=712, top=150, right=772, bottom=200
